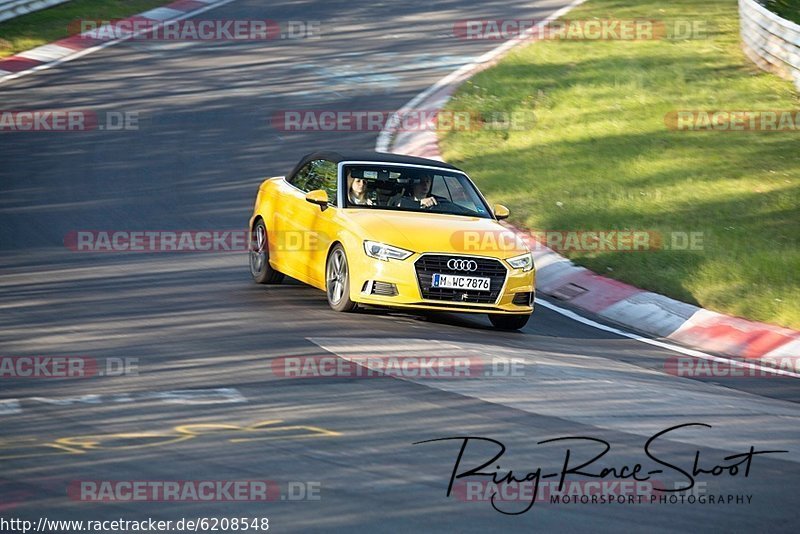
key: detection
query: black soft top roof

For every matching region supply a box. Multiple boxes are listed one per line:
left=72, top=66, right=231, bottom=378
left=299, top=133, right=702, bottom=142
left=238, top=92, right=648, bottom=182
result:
left=288, top=150, right=461, bottom=178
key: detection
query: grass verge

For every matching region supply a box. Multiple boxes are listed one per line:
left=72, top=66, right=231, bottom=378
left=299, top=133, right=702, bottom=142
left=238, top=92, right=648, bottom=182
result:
left=0, top=0, right=169, bottom=58
left=441, top=0, right=799, bottom=328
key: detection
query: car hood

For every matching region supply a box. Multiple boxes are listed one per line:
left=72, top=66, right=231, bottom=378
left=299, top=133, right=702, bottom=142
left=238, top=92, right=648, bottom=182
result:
left=344, top=209, right=529, bottom=258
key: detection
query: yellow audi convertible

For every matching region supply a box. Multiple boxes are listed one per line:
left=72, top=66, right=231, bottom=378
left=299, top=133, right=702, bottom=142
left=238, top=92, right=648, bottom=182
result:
left=248, top=151, right=535, bottom=329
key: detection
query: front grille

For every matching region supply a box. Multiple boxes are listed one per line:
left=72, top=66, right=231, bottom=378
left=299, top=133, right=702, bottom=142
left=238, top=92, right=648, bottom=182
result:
left=415, top=255, right=507, bottom=304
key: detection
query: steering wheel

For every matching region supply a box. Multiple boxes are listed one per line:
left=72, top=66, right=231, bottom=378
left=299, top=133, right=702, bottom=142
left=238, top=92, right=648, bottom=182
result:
left=427, top=197, right=473, bottom=215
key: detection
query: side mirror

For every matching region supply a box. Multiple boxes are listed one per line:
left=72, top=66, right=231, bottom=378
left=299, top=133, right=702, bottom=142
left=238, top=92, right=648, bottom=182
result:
left=493, top=204, right=510, bottom=220
left=305, top=189, right=329, bottom=209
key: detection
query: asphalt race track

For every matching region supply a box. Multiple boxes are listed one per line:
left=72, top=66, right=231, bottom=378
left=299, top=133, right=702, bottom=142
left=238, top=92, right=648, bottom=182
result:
left=1, top=0, right=799, bottom=532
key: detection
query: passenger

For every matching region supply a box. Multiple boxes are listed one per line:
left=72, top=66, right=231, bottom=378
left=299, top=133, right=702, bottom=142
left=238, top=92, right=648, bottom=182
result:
left=347, top=171, right=374, bottom=206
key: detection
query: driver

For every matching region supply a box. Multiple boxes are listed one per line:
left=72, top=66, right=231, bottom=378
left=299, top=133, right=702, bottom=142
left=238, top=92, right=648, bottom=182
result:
left=393, top=173, right=438, bottom=209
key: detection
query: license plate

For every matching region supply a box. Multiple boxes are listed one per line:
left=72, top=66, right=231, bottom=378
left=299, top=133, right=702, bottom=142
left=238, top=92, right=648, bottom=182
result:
left=432, top=273, right=491, bottom=291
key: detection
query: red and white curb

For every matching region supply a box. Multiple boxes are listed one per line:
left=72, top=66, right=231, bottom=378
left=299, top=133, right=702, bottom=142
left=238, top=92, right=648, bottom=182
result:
left=526, top=240, right=799, bottom=363
left=376, top=0, right=800, bottom=367
left=0, top=0, right=236, bottom=85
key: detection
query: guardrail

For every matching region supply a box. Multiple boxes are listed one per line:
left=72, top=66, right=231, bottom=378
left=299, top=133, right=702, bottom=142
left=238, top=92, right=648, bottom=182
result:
left=0, top=0, right=71, bottom=23
left=739, top=0, right=800, bottom=90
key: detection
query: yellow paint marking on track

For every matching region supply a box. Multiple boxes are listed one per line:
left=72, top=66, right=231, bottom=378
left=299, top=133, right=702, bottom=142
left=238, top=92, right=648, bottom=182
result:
left=245, top=420, right=286, bottom=430
left=229, top=425, right=343, bottom=443
left=55, top=432, right=194, bottom=451
left=0, top=419, right=339, bottom=461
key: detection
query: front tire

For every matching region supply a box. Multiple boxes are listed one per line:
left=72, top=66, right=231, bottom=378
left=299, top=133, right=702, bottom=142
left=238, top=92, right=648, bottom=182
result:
left=250, top=219, right=284, bottom=284
left=488, top=313, right=530, bottom=331
left=326, top=244, right=357, bottom=312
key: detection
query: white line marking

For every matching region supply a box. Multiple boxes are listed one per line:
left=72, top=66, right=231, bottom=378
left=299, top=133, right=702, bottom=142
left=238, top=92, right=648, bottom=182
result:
left=0, top=399, right=21, bottom=415
left=2, top=388, right=246, bottom=414
left=310, top=337, right=800, bottom=455
left=16, top=44, right=75, bottom=62
left=146, top=387, right=247, bottom=405
left=535, top=297, right=800, bottom=379
left=139, top=7, right=185, bottom=21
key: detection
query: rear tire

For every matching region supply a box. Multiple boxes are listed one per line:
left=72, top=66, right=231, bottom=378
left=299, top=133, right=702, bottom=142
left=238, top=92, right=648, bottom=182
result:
left=488, top=313, right=530, bottom=331
left=250, top=219, right=284, bottom=284
left=326, top=244, right=357, bottom=312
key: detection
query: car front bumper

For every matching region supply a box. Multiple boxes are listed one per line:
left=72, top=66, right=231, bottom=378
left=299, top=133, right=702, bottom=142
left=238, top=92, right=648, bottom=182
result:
left=348, top=252, right=535, bottom=314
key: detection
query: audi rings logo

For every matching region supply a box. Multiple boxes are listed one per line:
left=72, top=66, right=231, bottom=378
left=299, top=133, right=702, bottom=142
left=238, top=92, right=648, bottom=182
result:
left=447, top=259, right=478, bottom=271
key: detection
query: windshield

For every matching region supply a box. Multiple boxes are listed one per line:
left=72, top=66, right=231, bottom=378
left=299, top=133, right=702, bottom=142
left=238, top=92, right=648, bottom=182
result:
left=342, top=164, right=492, bottom=218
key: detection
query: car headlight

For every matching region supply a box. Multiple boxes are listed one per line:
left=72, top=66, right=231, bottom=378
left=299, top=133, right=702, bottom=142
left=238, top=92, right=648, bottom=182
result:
left=363, top=240, right=413, bottom=261
left=506, top=252, right=534, bottom=272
